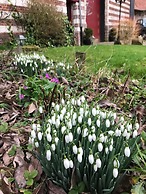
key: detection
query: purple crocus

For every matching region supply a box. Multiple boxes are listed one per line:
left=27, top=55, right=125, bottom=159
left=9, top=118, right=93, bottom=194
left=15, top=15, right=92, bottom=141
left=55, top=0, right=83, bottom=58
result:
left=40, top=75, right=43, bottom=79
left=19, top=94, right=24, bottom=100
left=51, top=77, right=59, bottom=83
left=23, top=86, right=28, bottom=90
left=45, top=73, right=51, bottom=79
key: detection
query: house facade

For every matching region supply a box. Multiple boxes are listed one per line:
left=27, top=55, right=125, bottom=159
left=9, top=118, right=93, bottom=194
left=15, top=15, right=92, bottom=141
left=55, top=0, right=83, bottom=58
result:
left=0, top=0, right=134, bottom=45
left=134, top=0, right=146, bottom=21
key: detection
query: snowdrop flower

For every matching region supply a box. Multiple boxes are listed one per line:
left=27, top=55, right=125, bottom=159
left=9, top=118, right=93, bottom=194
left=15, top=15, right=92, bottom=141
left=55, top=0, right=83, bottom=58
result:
left=52, top=102, right=55, bottom=107
left=100, top=111, right=106, bottom=119
left=104, top=136, right=108, bottom=143
left=51, top=144, right=56, bottom=151
left=113, top=160, right=120, bottom=168
left=94, top=164, right=98, bottom=171
left=99, top=133, right=104, bottom=142
left=105, top=147, right=109, bottom=154
left=124, top=146, right=130, bottom=157
left=120, top=116, right=124, bottom=122
left=113, top=112, right=117, bottom=120
left=126, top=132, right=131, bottom=140
left=92, top=108, right=96, bottom=116
left=36, top=124, right=41, bottom=131
left=32, top=123, right=37, bottom=131
left=77, top=127, right=81, bottom=134
left=123, top=129, right=128, bottom=137
left=92, top=134, right=96, bottom=141
left=68, top=132, right=73, bottom=142
left=96, top=119, right=100, bottom=128
left=78, top=147, right=83, bottom=155
left=108, top=130, right=114, bottom=136
left=106, top=119, right=110, bottom=128
left=55, top=137, right=59, bottom=144
left=61, top=107, right=66, bottom=115
left=96, top=158, right=101, bottom=168
left=88, top=134, right=93, bottom=142
left=51, top=115, right=56, bottom=125
left=115, top=129, right=121, bottom=137
left=55, top=119, right=60, bottom=128
left=67, top=121, right=72, bottom=129
left=83, top=128, right=88, bottom=137
left=77, top=153, right=82, bottom=163
left=35, top=141, right=39, bottom=148
left=88, top=118, right=92, bottom=126
left=61, top=98, right=65, bottom=105
left=88, top=154, right=94, bottom=164
left=91, top=126, right=95, bottom=133
left=120, top=125, right=124, bottom=132
left=109, top=144, right=113, bottom=152
left=61, top=126, right=66, bottom=134
left=38, top=106, right=43, bottom=114
left=31, top=130, right=36, bottom=139
left=73, top=112, right=77, bottom=120
left=63, top=158, right=70, bottom=169
left=113, top=168, right=118, bottom=178
left=127, top=124, right=132, bottom=131
left=76, top=99, right=81, bottom=106
left=60, top=114, right=64, bottom=121
left=79, top=108, right=84, bottom=115
left=46, top=150, right=51, bottom=161
left=73, top=145, right=78, bottom=154
left=98, top=142, right=103, bottom=152
left=85, top=110, right=89, bottom=117
left=55, top=104, right=60, bottom=112
left=78, top=116, right=82, bottom=124
left=72, top=119, right=76, bottom=126
left=80, top=95, right=85, bottom=102
left=65, top=134, right=70, bottom=143
left=133, top=130, right=138, bottom=138
left=69, top=160, right=73, bottom=168
left=47, top=133, right=52, bottom=142
left=135, top=123, right=139, bottom=130
left=71, top=98, right=76, bottom=105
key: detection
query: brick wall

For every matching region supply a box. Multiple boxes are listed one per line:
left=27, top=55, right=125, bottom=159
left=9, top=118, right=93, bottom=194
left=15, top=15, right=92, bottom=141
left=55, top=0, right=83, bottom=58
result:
left=105, top=0, right=131, bottom=41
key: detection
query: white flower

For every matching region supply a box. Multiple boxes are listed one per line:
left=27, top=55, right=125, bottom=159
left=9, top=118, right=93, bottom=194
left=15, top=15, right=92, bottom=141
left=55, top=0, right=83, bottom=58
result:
left=96, top=158, right=101, bottom=168
left=55, top=119, right=60, bottom=128
left=68, top=132, right=73, bottom=142
left=32, top=123, right=37, bottom=131
left=113, top=168, right=118, bottom=178
left=61, top=98, right=65, bottom=105
left=120, top=125, right=124, bottom=132
left=72, top=119, right=76, bottom=126
left=36, top=124, right=41, bottom=131
left=113, top=160, right=120, bottom=168
left=67, top=121, right=72, bottom=129
left=80, top=108, right=84, bottom=115
left=83, top=128, right=88, bottom=137
left=105, top=147, right=109, bottom=154
left=51, top=115, right=56, bottom=125
left=51, top=144, right=56, bottom=151
left=94, top=164, right=98, bottom=171
left=31, top=130, right=36, bottom=139
left=98, top=142, right=103, bottom=152
left=120, top=117, right=124, bottom=122
left=99, top=134, right=104, bottom=142
left=38, top=131, right=42, bottom=141
left=63, top=158, right=70, bottom=169
left=92, top=134, right=96, bottom=141
left=78, top=116, right=82, bottom=124
left=108, top=130, right=114, bottom=136
left=55, top=137, right=59, bottom=144
left=104, top=136, right=108, bottom=143
left=106, top=119, right=110, bottom=128
left=80, top=95, right=85, bottom=102
left=65, top=134, right=70, bottom=143
left=127, top=124, right=132, bottom=131
left=55, top=104, right=60, bottom=112
left=47, top=133, right=52, bottom=142
left=73, top=145, right=78, bottom=154
left=88, top=118, right=92, bottom=126
left=69, top=160, right=73, bottom=168
left=77, top=127, right=81, bottom=134
left=126, top=132, right=131, bottom=140
left=85, top=110, right=89, bottom=117
left=115, top=129, right=121, bottom=136
left=73, top=112, right=77, bottom=120
left=46, top=150, right=51, bottom=161
left=88, top=134, right=93, bottom=142
left=78, top=147, right=83, bottom=155
left=113, top=113, right=117, bottom=120
left=96, top=119, right=100, bottom=127
left=109, top=144, right=113, bottom=152
left=61, top=126, right=66, bottom=134
left=135, top=123, right=139, bottom=130
left=88, top=154, right=94, bottom=164
left=35, top=141, right=39, bottom=148
left=52, top=102, right=55, bottom=107
left=77, top=153, right=82, bottom=163
left=124, top=147, right=130, bottom=157
left=133, top=130, right=138, bottom=138
left=123, top=129, right=128, bottom=137
left=100, top=111, right=106, bottom=119
left=61, top=107, right=66, bottom=115
left=77, top=99, right=81, bottom=106
left=60, top=114, right=64, bottom=121
left=38, top=106, right=43, bottom=114
left=92, top=108, right=96, bottom=116
left=71, top=98, right=76, bottom=105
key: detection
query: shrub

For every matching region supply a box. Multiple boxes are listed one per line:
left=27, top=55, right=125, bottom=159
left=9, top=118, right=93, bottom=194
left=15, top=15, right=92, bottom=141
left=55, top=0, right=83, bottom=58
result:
left=109, top=28, right=117, bottom=42
left=83, top=28, right=93, bottom=45
left=13, top=0, right=74, bottom=47
left=29, top=96, right=140, bottom=194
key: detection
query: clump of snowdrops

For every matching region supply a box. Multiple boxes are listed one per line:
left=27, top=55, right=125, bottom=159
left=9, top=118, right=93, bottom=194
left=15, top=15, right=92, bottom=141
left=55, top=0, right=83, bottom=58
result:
left=29, top=96, right=140, bottom=194
left=14, top=53, right=72, bottom=77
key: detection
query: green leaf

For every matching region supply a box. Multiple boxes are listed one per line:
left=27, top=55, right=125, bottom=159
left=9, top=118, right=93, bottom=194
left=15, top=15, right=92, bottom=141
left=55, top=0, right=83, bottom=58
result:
left=141, top=131, right=146, bottom=142
left=78, top=181, right=85, bottom=193
left=68, top=189, right=78, bottom=194
left=29, top=169, right=38, bottom=179
left=8, top=145, right=17, bottom=156
left=0, top=122, right=9, bottom=133
left=26, top=179, right=34, bottom=186
left=131, top=182, right=145, bottom=194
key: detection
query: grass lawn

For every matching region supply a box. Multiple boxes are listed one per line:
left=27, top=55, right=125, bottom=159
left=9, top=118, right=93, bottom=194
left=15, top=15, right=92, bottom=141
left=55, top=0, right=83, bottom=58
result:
left=43, top=45, right=146, bottom=79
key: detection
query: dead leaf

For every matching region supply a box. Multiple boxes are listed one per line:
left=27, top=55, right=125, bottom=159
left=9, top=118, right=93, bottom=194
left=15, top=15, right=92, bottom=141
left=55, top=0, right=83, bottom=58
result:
left=33, top=182, right=44, bottom=194
left=28, top=103, right=37, bottom=114
left=3, top=152, right=14, bottom=166
left=14, top=165, right=27, bottom=188
left=1, top=176, right=15, bottom=194
left=47, top=180, right=67, bottom=194
left=2, top=114, right=10, bottom=122
left=98, top=99, right=117, bottom=109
